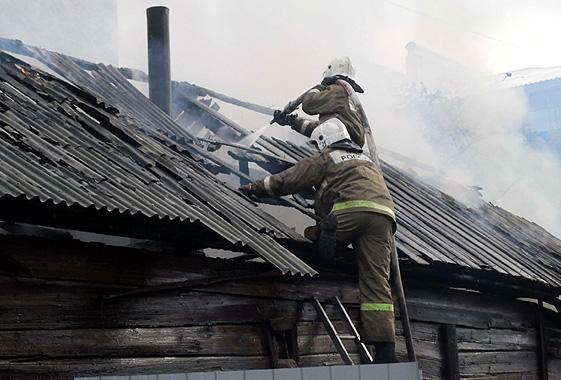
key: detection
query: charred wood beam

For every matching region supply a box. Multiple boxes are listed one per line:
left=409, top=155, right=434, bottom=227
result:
left=183, top=96, right=290, bottom=159
left=264, top=323, right=279, bottom=369
left=0, top=196, right=224, bottom=251
left=441, top=324, right=460, bottom=380
left=207, top=140, right=296, bottom=168
left=401, top=263, right=561, bottom=308
left=537, top=300, right=549, bottom=380
left=184, top=83, right=275, bottom=116
left=102, top=271, right=280, bottom=301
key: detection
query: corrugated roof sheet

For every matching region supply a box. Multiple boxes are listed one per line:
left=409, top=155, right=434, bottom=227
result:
left=2, top=39, right=561, bottom=294
left=384, top=163, right=561, bottom=287
left=486, top=67, right=561, bottom=90
left=0, top=49, right=317, bottom=277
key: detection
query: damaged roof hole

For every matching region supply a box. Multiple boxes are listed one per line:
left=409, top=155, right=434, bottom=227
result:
left=74, top=105, right=100, bottom=124
left=203, top=248, right=265, bottom=263
left=2, top=81, right=37, bottom=104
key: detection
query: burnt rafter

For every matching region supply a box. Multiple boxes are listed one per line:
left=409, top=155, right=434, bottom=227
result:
left=102, top=271, right=281, bottom=301
left=402, top=262, right=561, bottom=310
left=0, top=49, right=318, bottom=277
left=3, top=40, right=561, bottom=289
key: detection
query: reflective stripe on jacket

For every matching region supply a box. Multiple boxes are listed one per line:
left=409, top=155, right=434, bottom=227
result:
left=252, top=147, right=395, bottom=222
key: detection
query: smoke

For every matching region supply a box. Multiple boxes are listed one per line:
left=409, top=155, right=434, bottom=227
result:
left=0, top=0, right=118, bottom=65
left=2, top=0, right=560, bottom=238
left=370, top=67, right=561, bottom=238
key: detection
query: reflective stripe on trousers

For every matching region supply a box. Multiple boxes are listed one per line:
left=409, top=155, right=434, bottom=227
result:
left=333, top=211, right=396, bottom=343
left=361, top=303, right=394, bottom=312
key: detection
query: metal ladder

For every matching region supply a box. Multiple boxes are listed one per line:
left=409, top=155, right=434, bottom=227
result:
left=311, top=244, right=417, bottom=365
left=310, top=295, right=373, bottom=365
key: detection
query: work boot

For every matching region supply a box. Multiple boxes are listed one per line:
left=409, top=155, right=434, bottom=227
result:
left=373, top=342, right=398, bottom=364
left=318, top=213, right=338, bottom=260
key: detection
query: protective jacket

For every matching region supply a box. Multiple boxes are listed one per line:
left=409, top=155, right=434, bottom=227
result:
left=251, top=144, right=394, bottom=223
left=290, top=83, right=365, bottom=147
left=251, top=144, right=397, bottom=344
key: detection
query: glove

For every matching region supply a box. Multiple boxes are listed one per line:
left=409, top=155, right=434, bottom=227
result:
left=272, top=110, right=297, bottom=126
left=238, top=183, right=253, bottom=195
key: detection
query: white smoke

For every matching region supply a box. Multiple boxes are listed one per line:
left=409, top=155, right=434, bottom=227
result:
left=0, top=0, right=118, bottom=65
left=372, top=70, right=561, bottom=239
left=2, top=0, right=560, bottom=238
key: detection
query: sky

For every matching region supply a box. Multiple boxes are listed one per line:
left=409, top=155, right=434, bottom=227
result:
left=1, top=0, right=561, bottom=237
left=2, top=0, right=560, bottom=112
left=115, top=0, right=561, bottom=107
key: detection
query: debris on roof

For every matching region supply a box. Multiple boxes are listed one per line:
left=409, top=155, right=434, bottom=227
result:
left=0, top=48, right=317, bottom=277
left=2, top=38, right=561, bottom=301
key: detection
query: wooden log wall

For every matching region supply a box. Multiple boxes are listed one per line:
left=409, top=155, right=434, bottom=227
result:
left=546, top=326, right=561, bottom=380
left=0, top=234, right=559, bottom=379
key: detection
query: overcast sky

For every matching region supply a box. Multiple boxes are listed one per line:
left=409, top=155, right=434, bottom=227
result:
left=2, top=0, right=560, bottom=110
left=116, top=0, right=561, bottom=107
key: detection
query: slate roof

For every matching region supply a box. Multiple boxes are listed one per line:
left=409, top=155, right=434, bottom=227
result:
left=1, top=39, right=561, bottom=301
left=0, top=47, right=316, bottom=277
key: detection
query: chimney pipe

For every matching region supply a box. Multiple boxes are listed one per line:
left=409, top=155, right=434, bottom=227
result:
left=146, top=6, right=171, bottom=116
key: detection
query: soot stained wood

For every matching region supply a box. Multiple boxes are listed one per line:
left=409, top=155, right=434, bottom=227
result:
left=441, top=324, right=460, bottom=380
left=0, top=233, right=560, bottom=379
left=0, top=325, right=268, bottom=358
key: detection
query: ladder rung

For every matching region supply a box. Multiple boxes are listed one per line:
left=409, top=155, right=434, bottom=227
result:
left=339, top=334, right=357, bottom=340
left=331, top=296, right=374, bottom=363
left=310, top=296, right=354, bottom=365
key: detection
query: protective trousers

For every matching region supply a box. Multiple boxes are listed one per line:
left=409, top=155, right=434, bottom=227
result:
left=334, top=211, right=396, bottom=343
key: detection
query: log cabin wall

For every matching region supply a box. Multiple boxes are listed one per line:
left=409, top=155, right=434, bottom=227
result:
left=1, top=234, right=560, bottom=380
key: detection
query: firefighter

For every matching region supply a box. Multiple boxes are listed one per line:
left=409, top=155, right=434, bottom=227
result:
left=239, top=118, right=398, bottom=364
left=272, top=56, right=366, bottom=147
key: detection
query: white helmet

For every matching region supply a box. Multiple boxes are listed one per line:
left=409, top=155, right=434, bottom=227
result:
left=322, top=56, right=364, bottom=93
left=310, top=118, right=351, bottom=150
left=323, top=56, right=356, bottom=81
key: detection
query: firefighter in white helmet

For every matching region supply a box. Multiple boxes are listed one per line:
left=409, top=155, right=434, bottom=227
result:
left=239, top=118, right=398, bottom=364
left=272, top=56, right=366, bottom=147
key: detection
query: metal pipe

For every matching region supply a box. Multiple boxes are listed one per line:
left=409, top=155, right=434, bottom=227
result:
left=146, top=6, right=171, bottom=116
